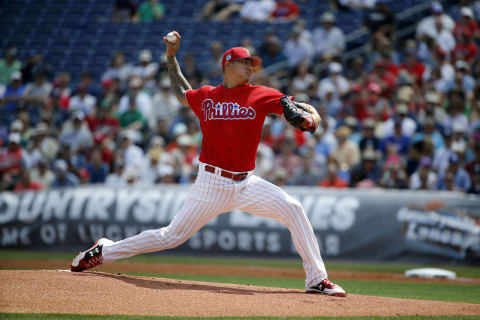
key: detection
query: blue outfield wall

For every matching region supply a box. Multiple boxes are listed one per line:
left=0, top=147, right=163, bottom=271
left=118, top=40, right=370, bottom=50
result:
left=0, top=185, right=479, bottom=264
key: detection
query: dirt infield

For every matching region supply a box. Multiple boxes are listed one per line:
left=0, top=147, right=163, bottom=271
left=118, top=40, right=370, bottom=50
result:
left=1, top=269, right=480, bottom=317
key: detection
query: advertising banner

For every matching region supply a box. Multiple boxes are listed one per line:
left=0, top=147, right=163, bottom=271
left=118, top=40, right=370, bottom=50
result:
left=1, top=186, right=479, bottom=263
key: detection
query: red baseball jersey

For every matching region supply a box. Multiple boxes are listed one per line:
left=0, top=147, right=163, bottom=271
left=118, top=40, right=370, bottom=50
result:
left=185, top=84, right=285, bottom=172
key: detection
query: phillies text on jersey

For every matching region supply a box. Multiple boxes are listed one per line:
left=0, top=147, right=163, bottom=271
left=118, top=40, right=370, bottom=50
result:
left=185, top=84, right=284, bottom=172
left=201, top=100, right=256, bottom=121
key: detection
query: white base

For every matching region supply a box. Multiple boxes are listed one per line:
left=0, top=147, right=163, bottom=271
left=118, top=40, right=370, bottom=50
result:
left=404, top=268, right=456, bottom=280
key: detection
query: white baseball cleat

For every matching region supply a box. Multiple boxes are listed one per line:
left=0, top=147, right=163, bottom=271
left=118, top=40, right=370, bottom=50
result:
left=306, top=279, right=346, bottom=297
left=70, top=238, right=113, bottom=272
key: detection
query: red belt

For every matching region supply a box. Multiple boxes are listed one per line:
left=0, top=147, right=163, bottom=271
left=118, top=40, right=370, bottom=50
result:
left=204, top=165, right=248, bottom=181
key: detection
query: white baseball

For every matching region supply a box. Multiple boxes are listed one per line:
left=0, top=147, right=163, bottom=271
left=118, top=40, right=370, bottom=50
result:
left=166, top=32, right=177, bottom=43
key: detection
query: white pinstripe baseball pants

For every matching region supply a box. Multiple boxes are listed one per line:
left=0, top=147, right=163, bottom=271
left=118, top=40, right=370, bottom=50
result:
left=102, top=162, right=327, bottom=288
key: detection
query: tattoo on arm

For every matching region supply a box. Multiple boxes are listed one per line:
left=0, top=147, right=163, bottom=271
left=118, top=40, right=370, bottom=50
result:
left=167, top=56, right=192, bottom=105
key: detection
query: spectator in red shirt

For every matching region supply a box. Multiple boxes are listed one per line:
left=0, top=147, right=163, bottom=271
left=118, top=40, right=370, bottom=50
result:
left=399, top=40, right=426, bottom=86
left=13, top=167, right=43, bottom=191
left=270, top=0, right=299, bottom=22
left=319, top=162, right=348, bottom=188
left=50, top=72, right=71, bottom=111
left=364, top=82, right=391, bottom=121
left=348, top=84, right=368, bottom=122
left=454, top=7, right=480, bottom=40
left=0, top=133, right=25, bottom=177
left=452, top=30, right=478, bottom=64
left=85, top=106, right=119, bottom=142
left=370, top=59, right=397, bottom=100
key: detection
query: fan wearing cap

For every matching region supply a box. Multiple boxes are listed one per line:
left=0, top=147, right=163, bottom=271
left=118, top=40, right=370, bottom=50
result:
left=312, top=12, right=345, bottom=61
left=117, top=76, right=154, bottom=129
left=284, top=26, right=315, bottom=69
left=30, top=157, right=55, bottom=189
left=452, top=29, right=478, bottom=65
left=331, top=125, right=361, bottom=172
left=9, top=120, right=26, bottom=146
left=382, top=103, right=417, bottom=138
left=349, top=148, right=382, bottom=188
left=364, top=81, right=390, bottom=120
left=417, top=91, right=447, bottom=126
left=416, top=1, right=455, bottom=40
left=70, top=30, right=347, bottom=298
left=51, top=159, right=79, bottom=188
left=152, top=77, right=182, bottom=120
left=359, top=118, right=381, bottom=153
left=69, top=81, right=97, bottom=116
left=436, top=153, right=471, bottom=192
left=134, top=49, right=159, bottom=92
left=453, top=7, right=480, bottom=41
left=0, top=133, right=26, bottom=177
left=317, top=62, right=350, bottom=99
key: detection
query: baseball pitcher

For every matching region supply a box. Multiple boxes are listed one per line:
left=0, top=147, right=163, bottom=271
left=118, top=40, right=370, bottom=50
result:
left=71, top=31, right=346, bottom=297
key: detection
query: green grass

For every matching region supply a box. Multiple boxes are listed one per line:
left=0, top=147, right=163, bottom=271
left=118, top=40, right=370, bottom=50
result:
left=325, top=262, right=480, bottom=279
left=1, top=314, right=480, bottom=320
left=343, top=279, right=480, bottom=303
left=1, top=250, right=480, bottom=278
left=0, top=251, right=303, bottom=268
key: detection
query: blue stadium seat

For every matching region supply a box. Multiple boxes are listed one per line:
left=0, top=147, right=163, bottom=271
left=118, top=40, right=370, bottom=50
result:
left=0, top=0, right=429, bottom=87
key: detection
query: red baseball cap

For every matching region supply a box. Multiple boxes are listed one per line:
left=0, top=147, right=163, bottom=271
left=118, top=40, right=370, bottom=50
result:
left=367, top=82, right=381, bottom=94
left=222, top=47, right=262, bottom=69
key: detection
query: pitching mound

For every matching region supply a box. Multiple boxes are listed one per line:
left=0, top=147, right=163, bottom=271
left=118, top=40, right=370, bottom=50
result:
left=1, top=270, right=479, bottom=317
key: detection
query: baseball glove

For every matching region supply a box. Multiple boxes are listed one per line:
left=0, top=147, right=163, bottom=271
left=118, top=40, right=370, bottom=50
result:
left=280, top=96, right=318, bottom=133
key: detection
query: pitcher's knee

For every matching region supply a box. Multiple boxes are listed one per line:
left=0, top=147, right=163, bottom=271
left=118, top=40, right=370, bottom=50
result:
left=158, top=226, right=189, bottom=249
left=277, top=196, right=306, bottom=223
left=287, top=197, right=304, bottom=212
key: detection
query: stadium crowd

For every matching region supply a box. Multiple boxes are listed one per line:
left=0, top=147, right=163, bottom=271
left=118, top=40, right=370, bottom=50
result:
left=0, top=0, right=479, bottom=194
